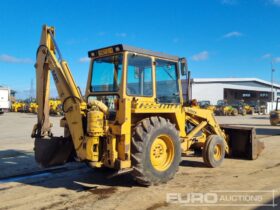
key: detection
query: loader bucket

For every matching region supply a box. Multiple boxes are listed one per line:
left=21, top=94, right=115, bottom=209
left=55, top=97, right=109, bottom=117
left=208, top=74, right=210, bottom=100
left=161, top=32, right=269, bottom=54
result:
left=220, top=125, right=264, bottom=160
left=34, top=137, right=74, bottom=168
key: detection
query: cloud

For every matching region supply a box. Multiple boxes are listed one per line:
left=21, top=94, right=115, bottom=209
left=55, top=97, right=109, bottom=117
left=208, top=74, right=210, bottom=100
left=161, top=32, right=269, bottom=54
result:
left=115, top=32, right=127, bottom=38
left=79, top=57, right=90, bottom=63
left=221, top=0, right=237, bottom=5
left=261, top=54, right=280, bottom=63
left=273, top=57, right=280, bottom=63
left=0, top=54, right=33, bottom=64
left=191, top=51, right=209, bottom=61
left=262, top=53, right=272, bottom=59
left=222, top=31, right=243, bottom=38
left=270, top=0, right=280, bottom=6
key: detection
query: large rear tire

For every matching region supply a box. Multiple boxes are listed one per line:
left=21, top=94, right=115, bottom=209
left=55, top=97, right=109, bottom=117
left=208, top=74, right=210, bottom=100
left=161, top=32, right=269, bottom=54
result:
left=131, top=116, right=181, bottom=186
left=203, top=135, right=225, bottom=168
left=270, top=120, right=278, bottom=126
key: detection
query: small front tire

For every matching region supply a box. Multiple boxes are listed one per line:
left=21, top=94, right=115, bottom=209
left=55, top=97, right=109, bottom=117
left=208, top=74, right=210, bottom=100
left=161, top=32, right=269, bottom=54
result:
left=203, top=135, right=225, bottom=168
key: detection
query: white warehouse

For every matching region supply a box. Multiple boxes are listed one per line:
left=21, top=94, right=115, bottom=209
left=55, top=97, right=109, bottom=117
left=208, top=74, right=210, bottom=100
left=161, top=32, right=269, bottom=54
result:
left=182, top=78, right=280, bottom=105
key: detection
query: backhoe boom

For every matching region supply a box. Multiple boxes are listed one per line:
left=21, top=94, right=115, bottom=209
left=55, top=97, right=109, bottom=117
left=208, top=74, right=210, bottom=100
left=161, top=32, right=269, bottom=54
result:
left=32, top=25, right=87, bottom=163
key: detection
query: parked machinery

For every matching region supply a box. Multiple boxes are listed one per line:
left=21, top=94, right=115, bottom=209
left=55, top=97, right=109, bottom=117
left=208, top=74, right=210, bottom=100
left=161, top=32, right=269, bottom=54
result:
left=248, top=101, right=266, bottom=115
left=270, top=98, right=280, bottom=126
left=198, top=100, right=216, bottom=112
left=28, top=102, right=39, bottom=114
left=49, top=99, right=62, bottom=115
left=11, top=102, right=27, bottom=112
left=31, top=25, right=264, bottom=186
left=215, top=100, right=238, bottom=116
left=231, top=100, right=255, bottom=116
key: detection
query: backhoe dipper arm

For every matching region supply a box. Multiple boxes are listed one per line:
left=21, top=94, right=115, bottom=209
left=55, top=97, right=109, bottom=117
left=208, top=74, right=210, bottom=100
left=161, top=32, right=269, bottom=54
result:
left=32, top=25, right=87, bottom=160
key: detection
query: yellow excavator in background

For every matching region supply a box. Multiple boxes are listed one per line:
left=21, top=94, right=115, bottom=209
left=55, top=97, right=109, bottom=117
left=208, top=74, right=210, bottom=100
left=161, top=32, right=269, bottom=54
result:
left=215, top=100, right=238, bottom=116
left=31, top=25, right=264, bottom=186
left=28, top=102, right=39, bottom=114
left=49, top=99, right=62, bottom=115
left=11, top=102, right=27, bottom=112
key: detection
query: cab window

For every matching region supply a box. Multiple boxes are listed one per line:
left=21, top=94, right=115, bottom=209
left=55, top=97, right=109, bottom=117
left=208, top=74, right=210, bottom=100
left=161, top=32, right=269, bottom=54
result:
left=126, top=54, right=153, bottom=96
left=155, top=59, right=180, bottom=103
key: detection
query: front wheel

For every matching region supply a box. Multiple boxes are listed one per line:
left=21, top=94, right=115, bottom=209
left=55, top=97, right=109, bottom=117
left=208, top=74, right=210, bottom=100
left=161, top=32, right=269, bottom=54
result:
left=131, top=117, right=181, bottom=186
left=232, top=108, right=238, bottom=116
left=203, top=135, right=225, bottom=168
left=241, top=109, right=246, bottom=116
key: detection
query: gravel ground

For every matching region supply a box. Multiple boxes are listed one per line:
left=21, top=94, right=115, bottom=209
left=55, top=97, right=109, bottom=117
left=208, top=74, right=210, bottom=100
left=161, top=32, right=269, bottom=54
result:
left=0, top=113, right=279, bottom=210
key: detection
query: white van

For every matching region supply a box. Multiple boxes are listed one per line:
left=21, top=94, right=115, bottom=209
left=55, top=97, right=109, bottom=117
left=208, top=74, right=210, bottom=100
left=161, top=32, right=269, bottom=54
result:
left=0, top=87, right=11, bottom=114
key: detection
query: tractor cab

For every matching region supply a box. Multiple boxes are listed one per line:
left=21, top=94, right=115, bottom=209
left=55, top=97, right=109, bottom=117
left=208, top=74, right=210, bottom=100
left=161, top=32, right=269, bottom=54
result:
left=85, top=45, right=188, bottom=116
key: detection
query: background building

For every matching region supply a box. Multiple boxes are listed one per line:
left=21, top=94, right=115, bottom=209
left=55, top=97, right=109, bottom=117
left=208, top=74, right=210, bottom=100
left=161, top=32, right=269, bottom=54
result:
left=182, top=78, right=280, bottom=106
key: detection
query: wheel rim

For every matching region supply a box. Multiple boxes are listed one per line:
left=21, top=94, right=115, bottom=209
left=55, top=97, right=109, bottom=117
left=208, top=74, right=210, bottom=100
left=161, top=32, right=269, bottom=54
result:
left=213, top=144, right=222, bottom=161
left=150, top=134, right=174, bottom=171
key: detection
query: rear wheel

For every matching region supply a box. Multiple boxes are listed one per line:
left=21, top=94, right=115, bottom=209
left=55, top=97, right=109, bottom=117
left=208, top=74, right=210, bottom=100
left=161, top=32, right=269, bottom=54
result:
left=203, top=135, right=225, bottom=168
left=131, top=117, right=181, bottom=186
left=232, top=108, right=238, bottom=116
left=270, top=120, right=278, bottom=126
left=250, top=108, right=255, bottom=115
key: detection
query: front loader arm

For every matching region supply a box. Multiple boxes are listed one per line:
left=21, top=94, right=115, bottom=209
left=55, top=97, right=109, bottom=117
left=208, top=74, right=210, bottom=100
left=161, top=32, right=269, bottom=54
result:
left=32, top=25, right=87, bottom=160
left=184, top=107, right=226, bottom=140
left=183, top=106, right=264, bottom=160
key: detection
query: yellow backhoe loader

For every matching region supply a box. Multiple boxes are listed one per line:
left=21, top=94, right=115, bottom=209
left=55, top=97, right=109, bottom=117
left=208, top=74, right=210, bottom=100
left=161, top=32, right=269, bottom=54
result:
left=12, top=101, right=27, bottom=112
left=215, top=100, right=238, bottom=116
left=49, top=99, right=62, bottom=115
left=31, top=25, right=264, bottom=186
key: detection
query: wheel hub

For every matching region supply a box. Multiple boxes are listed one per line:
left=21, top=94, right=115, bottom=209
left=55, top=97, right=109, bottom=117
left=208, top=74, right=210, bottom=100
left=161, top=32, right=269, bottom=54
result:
left=150, top=135, right=174, bottom=171
left=213, top=144, right=222, bottom=161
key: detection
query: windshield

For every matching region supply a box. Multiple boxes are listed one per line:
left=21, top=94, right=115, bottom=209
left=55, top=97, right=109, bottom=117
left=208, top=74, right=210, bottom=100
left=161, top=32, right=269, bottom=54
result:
left=91, top=54, right=123, bottom=92
left=199, top=101, right=210, bottom=107
left=217, top=100, right=227, bottom=106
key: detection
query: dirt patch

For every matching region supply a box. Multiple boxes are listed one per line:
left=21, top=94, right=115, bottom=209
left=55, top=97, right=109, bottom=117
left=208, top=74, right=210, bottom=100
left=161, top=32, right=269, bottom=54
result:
left=88, top=187, right=117, bottom=200
left=40, top=201, right=65, bottom=210
left=266, top=162, right=280, bottom=169
left=146, top=202, right=169, bottom=210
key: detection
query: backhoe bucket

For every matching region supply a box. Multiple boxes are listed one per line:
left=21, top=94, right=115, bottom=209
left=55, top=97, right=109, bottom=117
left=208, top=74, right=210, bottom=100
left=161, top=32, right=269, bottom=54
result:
left=220, top=125, right=264, bottom=160
left=34, top=137, right=74, bottom=168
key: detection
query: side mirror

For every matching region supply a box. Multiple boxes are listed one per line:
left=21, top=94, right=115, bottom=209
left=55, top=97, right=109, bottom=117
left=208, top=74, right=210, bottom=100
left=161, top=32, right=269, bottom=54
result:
left=179, top=57, right=188, bottom=76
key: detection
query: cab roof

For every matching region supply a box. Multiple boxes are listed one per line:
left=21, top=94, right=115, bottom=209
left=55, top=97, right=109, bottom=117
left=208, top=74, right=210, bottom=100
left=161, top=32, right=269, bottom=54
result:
left=88, top=44, right=179, bottom=61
